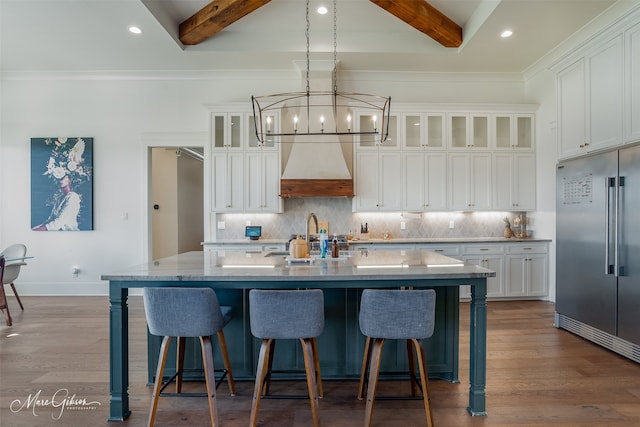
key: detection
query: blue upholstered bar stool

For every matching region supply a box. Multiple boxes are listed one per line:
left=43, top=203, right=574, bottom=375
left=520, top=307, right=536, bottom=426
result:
left=358, top=289, right=436, bottom=427
left=249, top=289, right=324, bottom=427
left=143, top=287, right=236, bottom=427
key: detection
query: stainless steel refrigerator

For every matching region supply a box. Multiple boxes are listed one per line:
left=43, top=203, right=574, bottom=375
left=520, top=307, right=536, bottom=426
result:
left=556, top=144, right=640, bottom=362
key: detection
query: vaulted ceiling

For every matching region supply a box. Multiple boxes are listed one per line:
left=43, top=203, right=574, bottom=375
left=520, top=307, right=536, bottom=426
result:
left=0, top=0, right=618, bottom=73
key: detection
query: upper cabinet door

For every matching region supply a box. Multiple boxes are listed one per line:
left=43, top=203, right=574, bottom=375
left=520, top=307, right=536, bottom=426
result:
left=493, top=114, right=534, bottom=151
left=625, top=21, right=640, bottom=144
left=247, top=112, right=279, bottom=150
left=211, top=152, right=244, bottom=212
left=448, top=153, right=491, bottom=210
left=211, top=113, right=243, bottom=150
left=448, top=113, right=489, bottom=149
left=588, top=34, right=623, bottom=152
left=557, top=58, right=587, bottom=160
left=244, top=152, right=282, bottom=213
left=355, top=112, right=399, bottom=150
left=402, top=113, right=445, bottom=150
left=493, top=153, right=536, bottom=211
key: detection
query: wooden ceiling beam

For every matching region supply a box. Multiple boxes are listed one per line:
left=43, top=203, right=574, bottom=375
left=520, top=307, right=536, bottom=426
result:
left=369, top=0, right=462, bottom=48
left=179, top=0, right=271, bottom=46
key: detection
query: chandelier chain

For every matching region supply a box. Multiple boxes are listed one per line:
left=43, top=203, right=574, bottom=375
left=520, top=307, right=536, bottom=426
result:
left=251, top=0, right=391, bottom=144
left=333, top=0, right=338, bottom=93
left=305, top=0, right=310, bottom=94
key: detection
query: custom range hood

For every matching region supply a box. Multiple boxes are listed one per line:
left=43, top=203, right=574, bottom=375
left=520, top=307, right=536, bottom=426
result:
left=279, top=61, right=355, bottom=198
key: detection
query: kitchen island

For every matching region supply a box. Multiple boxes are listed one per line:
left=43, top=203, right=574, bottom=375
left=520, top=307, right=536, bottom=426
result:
left=102, top=249, right=494, bottom=421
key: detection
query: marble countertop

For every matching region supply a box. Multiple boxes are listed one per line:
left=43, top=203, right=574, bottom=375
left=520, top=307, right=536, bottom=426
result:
left=102, top=250, right=495, bottom=283
left=203, top=237, right=550, bottom=245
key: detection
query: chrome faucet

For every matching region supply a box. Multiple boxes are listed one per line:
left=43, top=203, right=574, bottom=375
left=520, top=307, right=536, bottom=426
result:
left=305, top=212, right=319, bottom=253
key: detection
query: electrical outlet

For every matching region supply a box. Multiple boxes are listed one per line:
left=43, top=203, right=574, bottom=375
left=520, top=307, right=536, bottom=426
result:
left=72, top=266, right=79, bottom=277
left=217, top=221, right=225, bottom=230
left=400, top=221, right=406, bottom=230
left=246, top=220, right=251, bottom=226
left=449, top=220, right=455, bottom=229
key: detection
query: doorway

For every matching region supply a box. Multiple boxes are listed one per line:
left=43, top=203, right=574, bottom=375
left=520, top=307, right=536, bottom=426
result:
left=150, top=146, right=204, bottom=260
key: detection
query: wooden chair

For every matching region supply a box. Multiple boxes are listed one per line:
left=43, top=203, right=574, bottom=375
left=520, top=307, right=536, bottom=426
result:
left=143, top=287, right=236, bottom=427
left=358, top=289, right=436, bottom=427
left=249, top=289, right=324, bottom=427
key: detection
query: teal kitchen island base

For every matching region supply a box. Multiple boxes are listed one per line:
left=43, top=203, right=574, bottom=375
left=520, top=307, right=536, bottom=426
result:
left=103, top=250, right=492, bottom=421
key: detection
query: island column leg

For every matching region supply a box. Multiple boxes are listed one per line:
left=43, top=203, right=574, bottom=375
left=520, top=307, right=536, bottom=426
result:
left=109, top=283, right=131, bottom=421
left=467, top=279, right=487, bottom=416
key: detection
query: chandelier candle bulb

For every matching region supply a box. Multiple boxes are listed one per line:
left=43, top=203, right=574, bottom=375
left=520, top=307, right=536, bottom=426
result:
left=294, top=115, right=298, bottom=133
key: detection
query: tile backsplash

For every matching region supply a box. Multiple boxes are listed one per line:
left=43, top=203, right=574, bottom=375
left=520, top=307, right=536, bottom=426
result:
left=213, top=198, right=529, bottom=241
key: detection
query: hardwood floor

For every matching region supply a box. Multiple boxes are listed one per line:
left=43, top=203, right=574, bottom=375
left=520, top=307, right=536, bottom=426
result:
left=2, top=296, right=640, bottom=426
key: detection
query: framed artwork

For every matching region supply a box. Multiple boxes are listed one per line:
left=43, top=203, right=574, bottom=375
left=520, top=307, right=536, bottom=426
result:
left=30, top=137, right=93, bottom=231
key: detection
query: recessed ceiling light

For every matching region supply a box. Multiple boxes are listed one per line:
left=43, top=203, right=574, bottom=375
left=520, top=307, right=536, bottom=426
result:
left=128, top=26, right=143, bottom=35
left=500, top=30, right=513, bottom=38
left=317, top=6, right=328, bottom=15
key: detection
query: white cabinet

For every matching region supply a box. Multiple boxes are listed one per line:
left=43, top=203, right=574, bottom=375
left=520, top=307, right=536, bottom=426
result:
left=204, top=242, right=286, bottom=252
left=588, top=34, right=623, bottom=152
left=354, top=151, right=403, bottom=211
left=211, top=152, right=244, bottom=212
left=448, top=113, right=489, bottom=149
left=212, top=113, right=243, bottom=150
left=557, top=35, right=624, bottom=160
left=402, top=113, right=445, bottom=149
left=493, top=153, right=536, bottom=211
left=493, top=114, right=534, bottom=150
left=403, top=152, right=447, bottom=211
left=247, top=112, right=279, bottom=149
left=505, top=244, right=548, bottom=297
left=245, top=151, right=282, bottom=213
left=448, top=153, right=492, bottom=210
left=210, top=111, right=282, bottom=213
left=355, top=112, right=399, bottom=150
left=460, top=244, right=505, bottom=299
left=625, top=21, right=640, bottom=144
left=414, top=244, right=460, bottom=257
left=557, top=58, right=587, bottom=159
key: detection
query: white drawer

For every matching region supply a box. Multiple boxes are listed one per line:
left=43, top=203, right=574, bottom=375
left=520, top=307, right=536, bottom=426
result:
left=462, top=244, right=505, bottom=255
left=506, top=243, right=548, bottom=254
left=416, top=245, right=460, bottom=256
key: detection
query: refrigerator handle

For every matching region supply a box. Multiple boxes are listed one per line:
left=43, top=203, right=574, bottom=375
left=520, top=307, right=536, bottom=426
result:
left=605, top=177, right=615, bottom=275
left=615, top=176, right=623, bottom=278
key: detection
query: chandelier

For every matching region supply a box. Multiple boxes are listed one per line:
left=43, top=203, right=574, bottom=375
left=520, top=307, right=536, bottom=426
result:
left=251, top=0, right=391, bottom=144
